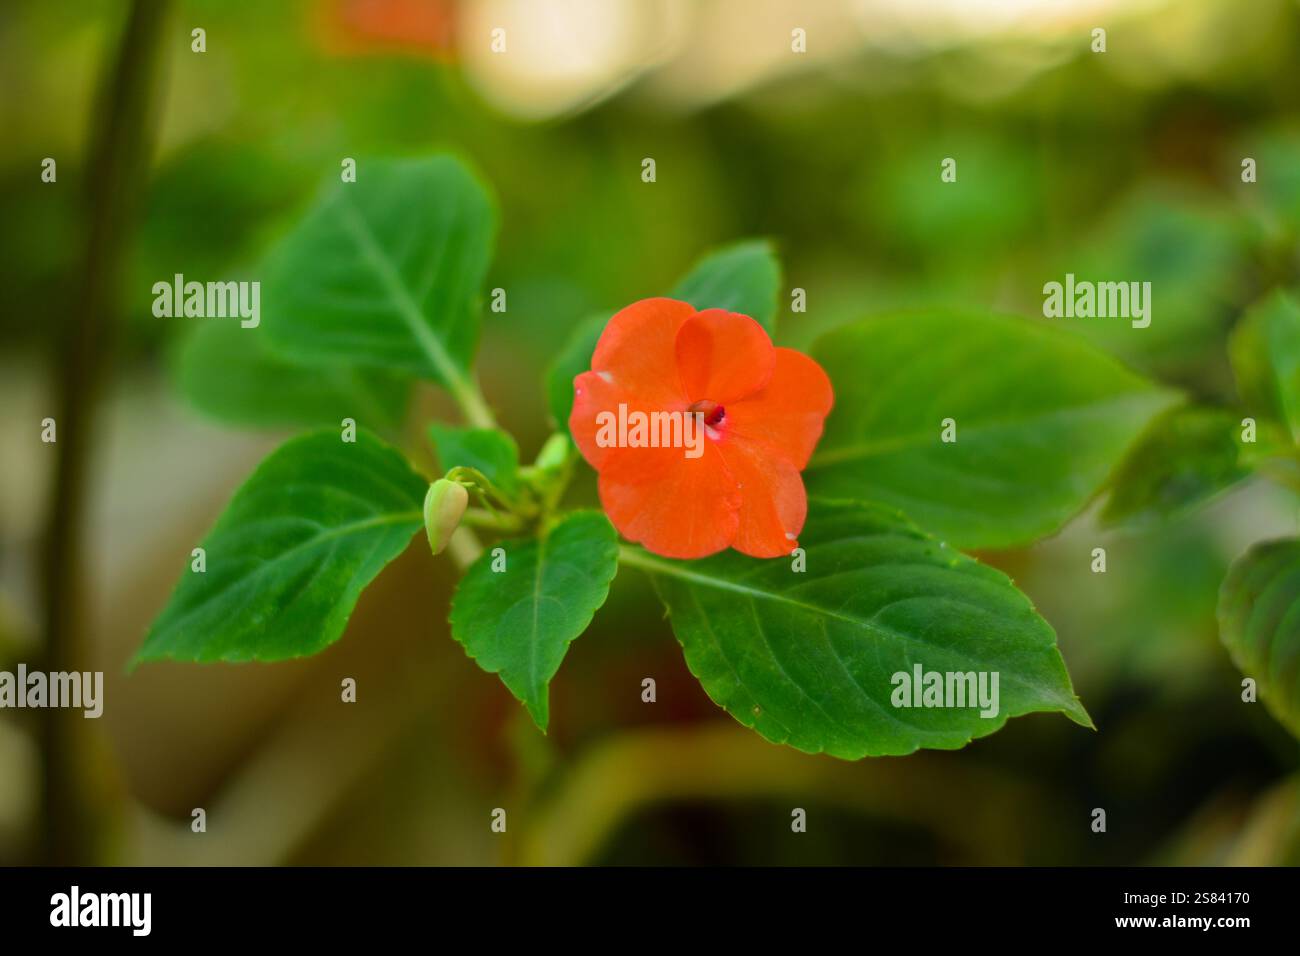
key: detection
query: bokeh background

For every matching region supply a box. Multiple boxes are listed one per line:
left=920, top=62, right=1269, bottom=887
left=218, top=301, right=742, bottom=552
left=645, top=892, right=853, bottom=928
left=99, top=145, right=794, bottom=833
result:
left=2, top=0, right=1300, bottom=865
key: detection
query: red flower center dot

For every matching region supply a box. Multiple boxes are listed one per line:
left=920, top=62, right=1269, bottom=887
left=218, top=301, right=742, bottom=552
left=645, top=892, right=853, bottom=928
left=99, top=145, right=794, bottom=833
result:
left=689, top=400, right=726, bottom=429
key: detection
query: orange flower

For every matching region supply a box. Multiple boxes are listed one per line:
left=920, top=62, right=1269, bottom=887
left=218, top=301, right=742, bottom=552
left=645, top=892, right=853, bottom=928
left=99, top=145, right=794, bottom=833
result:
left=570, top=298, right=834, bottom=560
left=314, top=0, right=456, bottom=61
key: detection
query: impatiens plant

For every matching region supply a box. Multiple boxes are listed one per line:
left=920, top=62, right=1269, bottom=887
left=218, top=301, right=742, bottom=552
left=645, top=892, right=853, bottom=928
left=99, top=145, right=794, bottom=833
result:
left=1101, top=289, right=1300, bottom=741
left=140, top=154, right=1217, bottom=758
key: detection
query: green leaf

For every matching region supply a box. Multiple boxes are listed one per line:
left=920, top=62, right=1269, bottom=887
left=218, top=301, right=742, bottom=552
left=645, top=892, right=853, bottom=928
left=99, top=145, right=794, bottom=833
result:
left=260, top=155, right=496, bottom=390
left=137, top=429, right=426, bottom=663
left=671, top=239, right=781, bottom=334
left=627, top=500, right=1090, bottom=759
left=1230, top=290, right=1300, bottom=443
left=1047, top=186, right=1249, bottom=374
left=545, top=311, right=609, bottom=435
left=449, top=511, right=619, bottom=730
left=1219, top=538, right=1300, bottom=740
left=175, top=320, right=411, bottom=430
left=1235, top=123, right=1300, bottom=231
left=428, top=423, right=520, bottom=497
left=1101, top=407, right=1250, bottom=528
left=806, top=309, right=1178, bottom=549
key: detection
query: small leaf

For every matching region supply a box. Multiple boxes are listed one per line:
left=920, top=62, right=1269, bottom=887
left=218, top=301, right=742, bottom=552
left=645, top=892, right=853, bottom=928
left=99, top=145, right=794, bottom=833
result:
left=1219, top=538, right=1300, bottom=740
left=806, top=309, right=1178, bottom=549
left=629, top=500, right=1090, bottom=759
left=137, top=429, right=426, bottom=663
left=533, top=432, right=570, bottom=472
left=1230, top=290, right=1300, bottom=443
left=545, top=311, right=609, bottom=434
left=671, top=239, right=781, bottom=335
left=428, top=423, right=520, bottom=496
left=175, top=320, right=411, bottom=430
left=449, top=511, right=619, bottom=730
left=261, top=155, right=496, bottom=389
left=1101, top=406, right=1250, bottom=528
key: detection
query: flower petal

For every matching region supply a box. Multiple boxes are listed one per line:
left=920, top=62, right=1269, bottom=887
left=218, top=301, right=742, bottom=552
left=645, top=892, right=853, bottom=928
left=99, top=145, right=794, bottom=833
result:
left=674, top=308, right=776, bottom=405
left=716, top=436, right=807, bottom=558
left=725, top=347, right=834, bottom=469
left=571, top=370, right=656, bottom=472
left=599, top=442, right=741, bottom=559
left=571, top=370, right=694, bottom=477
left=591, top=297, right=695, bottom=406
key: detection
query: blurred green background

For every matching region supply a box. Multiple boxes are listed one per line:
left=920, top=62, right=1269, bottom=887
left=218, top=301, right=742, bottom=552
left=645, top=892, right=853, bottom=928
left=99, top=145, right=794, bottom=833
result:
left=2, top=0, right=1299, bottom=865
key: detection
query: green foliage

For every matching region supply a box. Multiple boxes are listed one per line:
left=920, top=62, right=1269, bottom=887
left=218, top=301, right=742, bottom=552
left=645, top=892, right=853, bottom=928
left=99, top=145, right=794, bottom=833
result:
left=1219, top=537, right=1300, bottom=739
left=137, top=430, right=426, bottom=663
left=138, top=154, right=1150, bottom=760
left=20, top=0, right=1300, bottom=859
left=631, top=500, right=1090, bottom=759
left=176, top=321, right=411, bottom=430
left=137, top=138, right=300, bottom=289
left=1101, top=406, right=1250, bottom=527
left=429, top=424, right=521, bottom=497
left=172, top=155, right=496, bottom=430
left=449, top=511, right=619, bottom=730
left=545, top=311, right=608, bottom=434
left=1238, top=123, right=1300, bottom=229
left=259, top=156, right=497, bottom=392
left=856, top=132, right=1043, bottom=266
left=1054, top=186, right=1249, bottom=373
left=670, top=239, right=781, bottom=334
left=1231, top=290, right=1300, bottom=442
left=806, top=309, right=1178, bottom=549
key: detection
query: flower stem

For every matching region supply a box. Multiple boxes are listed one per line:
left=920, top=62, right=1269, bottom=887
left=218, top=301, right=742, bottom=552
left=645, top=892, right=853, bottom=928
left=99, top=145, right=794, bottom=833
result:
left=617, top=545, right=668, bottom=574
left=450, top=372, right=497, bottom=430
left=461, top=507, right=524, bottom=533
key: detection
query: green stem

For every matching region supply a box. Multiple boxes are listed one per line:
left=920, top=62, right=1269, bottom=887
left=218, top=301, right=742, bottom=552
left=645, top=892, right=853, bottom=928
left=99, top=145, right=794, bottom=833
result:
left=541, top=453, right=576, bottom=517
left=618, top=545, right=678, bottom=576
left=39, top=0, right=173, bottom=864
left=444, top=466, right=525, bottom=515
left=451, top=373, right=497, bottom=430
left=461, top=507, right=523, bottom=533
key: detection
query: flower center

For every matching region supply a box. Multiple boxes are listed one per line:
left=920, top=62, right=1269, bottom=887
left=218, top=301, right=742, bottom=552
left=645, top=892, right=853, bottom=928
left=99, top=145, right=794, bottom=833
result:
left=689, top=400, right=726, bottom=429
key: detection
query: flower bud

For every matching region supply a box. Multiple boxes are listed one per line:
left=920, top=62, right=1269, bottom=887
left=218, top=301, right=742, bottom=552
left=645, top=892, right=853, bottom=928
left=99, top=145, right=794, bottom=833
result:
left=424, top=479, right=469, bottom=555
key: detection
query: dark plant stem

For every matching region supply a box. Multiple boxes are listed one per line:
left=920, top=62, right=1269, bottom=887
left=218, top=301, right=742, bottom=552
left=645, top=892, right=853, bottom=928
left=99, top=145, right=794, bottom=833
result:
left=38, top=0, right=171, bottom=864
